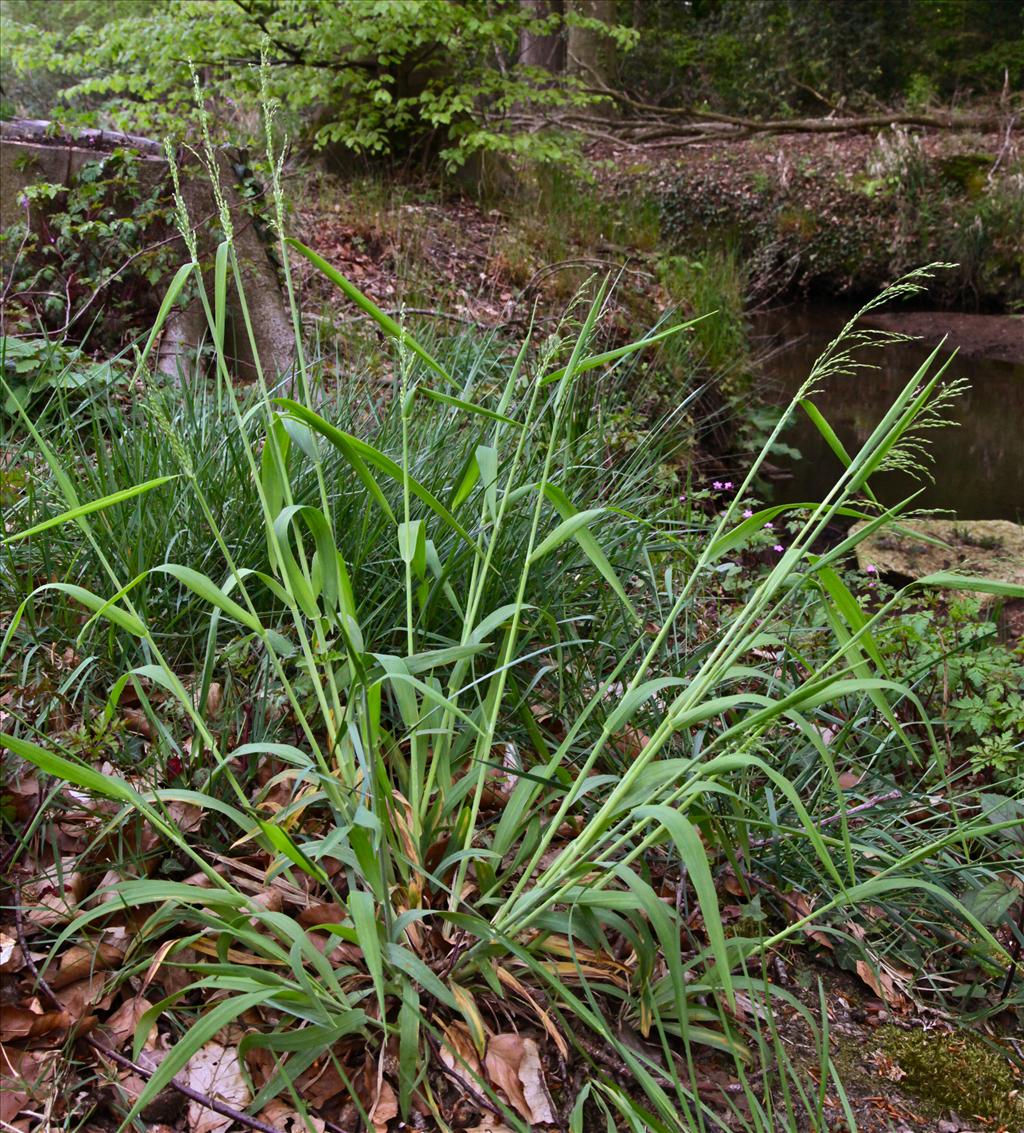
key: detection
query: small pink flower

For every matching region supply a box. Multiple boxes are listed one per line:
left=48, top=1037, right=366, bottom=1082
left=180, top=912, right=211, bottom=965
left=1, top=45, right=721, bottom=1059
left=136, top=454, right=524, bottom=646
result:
left=763, top=522, right=773, bottom=529
left=723, top=481, right=734, bottom=490
left=679, top=493, right=687, bottom=502
left=742, top=509, right=753, bottom=518
left=713, top=481, right=723, bottom=490
left=866, top=564, right=877, bottom=574
left=773, top=544, right=784, bottom=553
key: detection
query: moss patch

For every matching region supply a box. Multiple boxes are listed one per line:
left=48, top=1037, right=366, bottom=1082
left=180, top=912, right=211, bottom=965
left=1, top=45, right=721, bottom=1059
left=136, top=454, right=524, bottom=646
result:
left=878, top=1026, right=1024, bottom=1124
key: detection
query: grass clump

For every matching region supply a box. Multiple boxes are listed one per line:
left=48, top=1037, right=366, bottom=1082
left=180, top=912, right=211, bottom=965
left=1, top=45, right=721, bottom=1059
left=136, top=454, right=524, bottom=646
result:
left=880, top=1026, right=1024, bottom=1124
left=2, top=82, right=1023, bottom=1133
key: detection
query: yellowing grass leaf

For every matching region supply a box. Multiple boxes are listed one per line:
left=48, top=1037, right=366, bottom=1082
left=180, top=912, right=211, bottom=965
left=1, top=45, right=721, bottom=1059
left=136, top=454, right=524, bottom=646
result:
left=450, top=981, right=488, bottom=1056
left=493, top=964, right=568, bottom=1058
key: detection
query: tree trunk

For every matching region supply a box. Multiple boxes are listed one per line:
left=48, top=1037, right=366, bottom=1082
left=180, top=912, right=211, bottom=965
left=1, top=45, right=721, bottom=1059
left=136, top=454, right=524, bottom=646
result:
left=566, top=0, right=616, bottom=86
left=519, top=0, right=565, bottom=73
left=0, top=119, right=294, bottom=384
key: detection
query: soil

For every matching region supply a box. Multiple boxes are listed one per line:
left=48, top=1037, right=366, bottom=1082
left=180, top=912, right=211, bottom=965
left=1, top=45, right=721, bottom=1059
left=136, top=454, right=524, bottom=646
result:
left=293, top=127, right=1022, bottom=364
left=851, top=520, right=1024, bottom=591
left=295, top=196, right=519, bottom=328
left=686, top=954, right=1024, bottom=1133
left=595, top=126, right=1023, bottom=310
left=861, top=312, right=1024, bottom=364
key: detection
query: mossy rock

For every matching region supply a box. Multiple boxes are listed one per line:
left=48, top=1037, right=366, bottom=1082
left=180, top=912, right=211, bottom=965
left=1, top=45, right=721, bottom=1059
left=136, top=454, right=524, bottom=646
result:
left=775, top=205, right=818, bottom=240
left=938, top=153, right=994, bottom=198
left=851, top=519, right=1024, bottom=599
left=879, top=1026, right=1024, bottom=1124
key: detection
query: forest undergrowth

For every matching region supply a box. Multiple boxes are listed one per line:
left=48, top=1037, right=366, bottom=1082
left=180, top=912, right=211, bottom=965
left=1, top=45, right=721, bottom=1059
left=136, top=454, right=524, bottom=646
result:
left=1, top=92, right=1023, bottom=1133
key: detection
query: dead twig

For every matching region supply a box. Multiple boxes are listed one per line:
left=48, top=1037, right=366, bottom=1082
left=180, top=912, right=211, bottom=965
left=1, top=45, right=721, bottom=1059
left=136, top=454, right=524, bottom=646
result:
left=424, top=1030, right=504, bottom=1118
left=583, top=81, right=1015, bottom=134
left=12, top=881, right=294, bottom=1133
left=746, top=789, right=902, bottom=850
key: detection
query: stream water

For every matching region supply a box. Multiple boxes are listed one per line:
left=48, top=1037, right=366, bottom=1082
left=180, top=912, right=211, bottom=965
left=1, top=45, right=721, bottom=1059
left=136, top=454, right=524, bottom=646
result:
left=752, top=305, right=1024, bottom=522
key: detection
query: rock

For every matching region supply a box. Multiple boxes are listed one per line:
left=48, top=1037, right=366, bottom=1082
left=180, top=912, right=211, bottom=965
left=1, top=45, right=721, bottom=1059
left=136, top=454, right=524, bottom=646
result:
left=851, top=518, right=1024, bottom=601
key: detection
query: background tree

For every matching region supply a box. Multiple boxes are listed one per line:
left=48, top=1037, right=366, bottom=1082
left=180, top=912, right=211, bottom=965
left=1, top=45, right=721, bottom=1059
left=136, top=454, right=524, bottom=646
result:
left=566, top=0, right=618, bottom=87
left=518, top=0, right=565, bottom=73
left=616, top=0, right=1023, bottom=115
left=0, top=0, right=634, bottom=166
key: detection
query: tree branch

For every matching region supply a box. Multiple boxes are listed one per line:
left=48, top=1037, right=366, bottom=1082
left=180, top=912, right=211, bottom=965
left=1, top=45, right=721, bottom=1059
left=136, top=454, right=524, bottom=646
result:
left=581, top=80, right=1014, bottom=135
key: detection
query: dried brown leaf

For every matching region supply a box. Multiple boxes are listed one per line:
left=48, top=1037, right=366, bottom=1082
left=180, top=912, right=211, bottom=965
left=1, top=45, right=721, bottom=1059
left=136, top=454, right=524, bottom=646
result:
left=184, top=1041, right=249, bottom=1133
left=492, top=965, right=568, bottom=1058
left=2, top=773, right=39, bottom=822
left=369, top=1077, right=398, bottom=1133
left=205, top=682, right=223, bottom=717
left=122, top=707, right=153, bottom=739
left=516, top=1036, right=556, bottom=1125
left=52, top=972, right=112, bottom=1017
left=167, top=800, right=205, bottom=833
left=0, top=1084, right=28, bottom=1126
left=141, top=937, right=190, bottom=994
left=258, top=1099, right=325, bottom=1133
left=484, top=1034, right=555, bottom=1125
left=0, top=1045, right=52, bottom=1124
left=293, top=1058, right=348, bottom=1109
left=439, top=1021, right=483, bottom=1091
left=298, top=902, right=347, bottom=928
left=50, top=941, right=124, bottom=988
left=104, top=995, right=156, bottom=1050
left=1, top=1006, right=72, bottom=1041
left=854, top=958, right=911, bottom=1010
left=0, top=931, right=23, bottom=973
left=22, top=858, right=88, bottom=927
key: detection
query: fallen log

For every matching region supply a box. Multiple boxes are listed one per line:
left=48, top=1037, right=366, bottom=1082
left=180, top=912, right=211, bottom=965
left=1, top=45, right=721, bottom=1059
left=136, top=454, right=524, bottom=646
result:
left=0, top=119, right=294, bottom=383
left=585, top=85, right=1018, bottom=138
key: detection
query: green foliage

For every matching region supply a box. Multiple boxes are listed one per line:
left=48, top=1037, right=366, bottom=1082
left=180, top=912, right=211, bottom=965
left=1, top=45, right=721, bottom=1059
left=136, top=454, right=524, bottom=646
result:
left=621, top=0, right=1024, bottom=116
left=659, top=140, right=1024, bottom=308
left=0, top=335, right=127, bottom=417
left=2, top=74, right=1022, bottom=1126
left=4, top=222, right=1021, bottom=1128
left=656, top=251, right=748, bottom=378
left=1, top=0, right=633, bottom=167
left=879, top=592, right=1024, bottom=779
left=0, top=148, right=179, bottom=349
left=879, top=1025, right=1024, bottom=1124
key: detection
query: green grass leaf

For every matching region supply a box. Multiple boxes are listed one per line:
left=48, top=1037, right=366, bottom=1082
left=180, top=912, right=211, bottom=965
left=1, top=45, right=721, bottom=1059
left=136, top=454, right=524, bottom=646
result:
left=3, top=476, right=177, bottom=544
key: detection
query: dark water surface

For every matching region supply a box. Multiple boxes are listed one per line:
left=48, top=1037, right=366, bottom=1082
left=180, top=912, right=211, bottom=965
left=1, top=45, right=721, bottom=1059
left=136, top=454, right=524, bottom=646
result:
left=752, top=305, right=1024, bottom=522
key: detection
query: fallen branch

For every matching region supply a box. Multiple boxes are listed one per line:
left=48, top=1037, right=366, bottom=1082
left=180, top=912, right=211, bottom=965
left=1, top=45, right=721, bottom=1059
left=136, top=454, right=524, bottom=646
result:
left=583, top=84, right=1016, bottom=136
left=0, top=119, right=164, bottom=155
